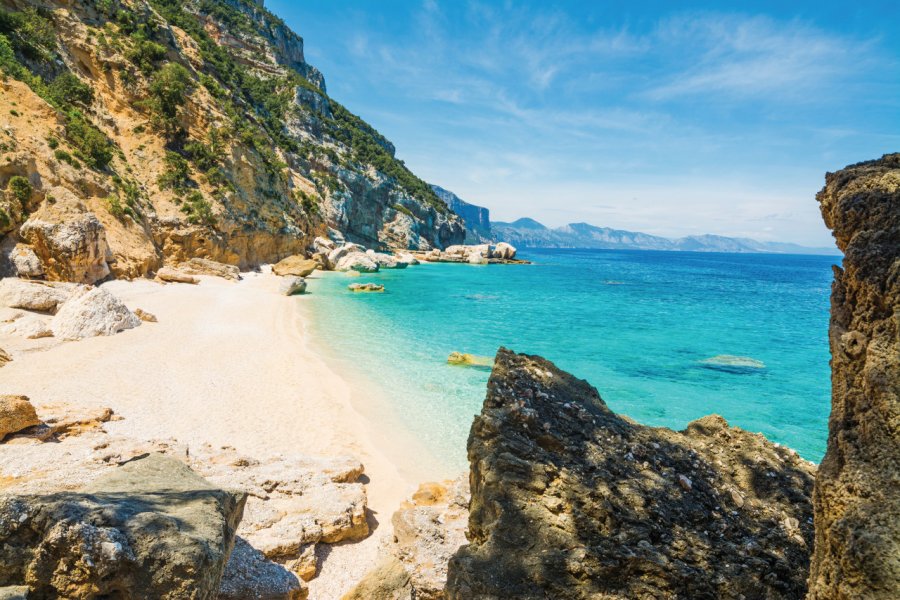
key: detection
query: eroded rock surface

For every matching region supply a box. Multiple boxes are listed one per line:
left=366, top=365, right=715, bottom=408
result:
left=808, top=153, right=900, bottom=599
left=445, top=348, right=816, bottom=599
left=177, top=258, right=242, bottom=281
left=272, top=256, right=319, bottom=277
left=50, top=285, right=141, bottom=340
left=0, top=396, right=40, bottom=442
left=0, top=278, right=75, bottom=313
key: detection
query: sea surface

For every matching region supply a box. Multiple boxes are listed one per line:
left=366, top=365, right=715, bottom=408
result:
left=306, top=249, right=838, bottom=472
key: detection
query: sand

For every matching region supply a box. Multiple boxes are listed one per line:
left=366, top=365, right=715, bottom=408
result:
left=0, top=270, right=446, bottom=598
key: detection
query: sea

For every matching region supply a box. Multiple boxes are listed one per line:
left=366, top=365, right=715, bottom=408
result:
left=305, top=248, right=838, bottom=472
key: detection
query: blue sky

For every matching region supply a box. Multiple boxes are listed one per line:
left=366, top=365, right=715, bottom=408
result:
left=267, top=0, right=899, bottom=246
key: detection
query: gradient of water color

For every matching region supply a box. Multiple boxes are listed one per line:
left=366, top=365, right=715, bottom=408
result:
left=306, top=249, right=838, bottom=471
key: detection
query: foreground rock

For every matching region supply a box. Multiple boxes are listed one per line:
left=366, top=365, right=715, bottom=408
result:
left=219, top=538, right=305, bottom=600
left=19, top=213, right=111, bottom=284
left=156, top=267, right=200, bottom=284
left=50, top=286, right=141, bottom=340
left=366, top=250, right=407, bottom=269
left=0, top=348, right=9, bottom=368
left=273, top=256, right=319, bottom=278
left=0, top=453, right=246, bottom=598
left=808, top=153, right=900, bottom=599
left=335, top=252, right=379, bottom=273
left=445, top=348, right=815, bottom=599
left=0, top=396, right=40, bottom=442
left=447, top=352, right=493, bottom=368
left=348, top=283, right=384, bottom=292
left=177, top=258, right=241, bottom=281
left=413, top=243, right=524, bottom=265
left=279, top=276, right=308, bottom=296
left=0, top=313, right=52, bottom=339
left=0, top=278, right=74, bottom=313
left=346, top=477, right=469, bottom=600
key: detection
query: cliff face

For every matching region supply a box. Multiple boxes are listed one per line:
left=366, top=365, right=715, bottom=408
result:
left=0, top=0, right=462, bottom=282
left=431, top=184, right=491, bottom=244
left=446, top=348, right=816, bottom=599
left=808, top=153, right=900, bottom=599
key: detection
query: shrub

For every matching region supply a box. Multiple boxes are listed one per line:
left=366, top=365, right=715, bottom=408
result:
left=47, top=136, right=59, bottom=149
left=105, top=194, right=125, bottom=218
left=126, top=38, right=166, bottom=72
left=47, top=72, right=93, bottom=106
left=157, top=151, right=190, bottom=191
left=65, top=110, right=113, bottom=169
left=148, top=62, right=191, bottom=132
left=180, top=190, right=214, bottom=225
left=7, top=175, right=31, bottom=204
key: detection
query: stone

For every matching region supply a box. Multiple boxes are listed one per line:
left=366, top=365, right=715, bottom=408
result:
left=9, top=244, right=42, bottom=278
left=467, top=252, right=486, bottom=265
left=273, top=256, right=319, bottom=277
left=0, top=453, right=246, bottom=598
left=327, top=244, right=366, bottom=269
left=808, top=153, right=900, bottom=600
left=19, top=213, right=111, bottom=284
left=177, top=258, right=241, bottom=281
left=0, top=278, right=75, bottom=313
left=0, top=395, right=40, bottom=442
left=445, top=348, right=816, bottom=599
left=447, top=352, right=493, bottom=368
left=395, top=252, right=420, bottom=266
left=50, top=286, right=141, bottom=340
left=279, top=276, right=307, bottom=296
left=348, top=283, right=383, bottom=292
left=219, top=537, right=305, bottom=600
left=335, top=253, right=379, bottom=273
left=342, top=557, right=412, bottom=600
left=0, top=586, right=28, bottom=600
left=156, top=267, right=200, bottom=284
left=0, top=348, right=9, bottom=368
left=312, top=237, right=336, bottom=254
left=0, top=313, right=52, bottom=339
left=134, top=308, right=158, bottom=322
left=492, top=242, right=517, bottom=260
left=365, top=250, right=407, bottom=269
left=700, top=354, right=766, bottom=372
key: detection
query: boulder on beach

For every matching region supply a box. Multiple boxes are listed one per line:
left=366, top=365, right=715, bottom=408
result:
left=348, top=283, right=384, bottom=292
left=395, top=252, right=419, bottom=266
left=134, top=308, right=157, bottom=323
left=50, top=286, right=141, bottom=340
left=365, top=250, right=407, bottom=269
left=177, top=258, right=241, bottom=281
left=19, top=213, right=111, bottom=284
left=0, top=313, right=52, bottom=339
left=279, top=276, right=307, bottom=296
left=155, top=266, right=199, bottom=284
left=335, top=253, right=379, bottom=273
left=0, top=395, right=40, bottom=442
left=219, top=538, right=305, bottom=600
left=447, top=351, right=493, bottom=367
left=699, top=354, right=766, bottom=372
left=0, top=278, right=75, bottom=313
left=9, top=244, right=43, bottom=279
left=273, top=256, right=319, bottom=278
left=0, top=453, right=246, bottom=598
left=0, top=348, right=10, bottom=368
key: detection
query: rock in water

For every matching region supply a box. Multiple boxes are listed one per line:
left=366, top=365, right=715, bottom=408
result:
left=447, top=352, right=493, bottom=368
left=0, top=453, right=247, bottom=598
left=51, top=286, right=141, bottom=340
left=699, top=354, right=765, bottom=373
left=445, top=348, right=815, bottom=599
left=279, top=276, right=308, bottom=296
left=808, top=154, right=900, bottom=600
left=348, top=283, right=384, bottom=292
left=273, top=256, right=319, bottom=277
left=0, top=396, right=40, bottom=442
left=335, top=253, right=379, bottom=273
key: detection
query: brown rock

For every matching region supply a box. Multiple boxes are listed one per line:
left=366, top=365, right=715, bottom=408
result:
left=134, top=308, right=158, bottom=322
left=19, top=213, right=111, bottom=284
left=0, top=348, right=10, bottom=368
left=219, top=537, right=305, bottom=600
left=808, top=153, right=900, bottom=600
left=177, top=258, right=241, bottom=281
left=347, top=283, right=383, bottom=292
left=273, top=256, right=319, bottom=277
left=0, top=396, right=40, bottom=442
left=156, top=267, right=200, bottom=284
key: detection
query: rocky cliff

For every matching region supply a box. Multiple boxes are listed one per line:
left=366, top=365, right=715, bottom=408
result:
left=431, top=184, right=491, bottom=243
left=808, top=153, right=900, bottom=599
left=446, top=348, right=816, bottom=599
left=0, top=0, right=462, bottom=283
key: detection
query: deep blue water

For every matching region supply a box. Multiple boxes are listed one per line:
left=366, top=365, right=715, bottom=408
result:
left=306, top=249, right=838, bottom=470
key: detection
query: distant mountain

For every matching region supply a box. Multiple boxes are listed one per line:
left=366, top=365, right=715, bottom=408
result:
left=492, top=219, right=841, bottom=255
left=431, top=185, right=492, bottom=243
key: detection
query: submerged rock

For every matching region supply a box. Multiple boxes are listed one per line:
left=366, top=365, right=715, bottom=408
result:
left=808, top=153, right=900, bottom=600
left=447, top=352, right=493, bottom=368
left=348, top=283, right=383, bottom=292
left=699, top=354, right=766, bottom=372
left=50, top=286, right=141, bottom=340
left=279, top=276, right=308, bottom=296
left=273, top=256, right=319, bottom=278
left=0, top=396, right=40, bottom=442
left=0, top=453, right=246, bottom=598
left=445, top=348, right=815, bottom=599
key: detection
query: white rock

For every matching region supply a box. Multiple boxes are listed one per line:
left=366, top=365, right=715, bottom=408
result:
left=327, top=243, right=366, bottom=269
left=278, top=276, right=307, bottom=296
left=367, top=252, right=406, bottom=269
left=335, top=253, right=379, bottom=273
left=0, top=278, right=76, bottom=313
left=51, top=286, right=141, bottom=340
left=313, top=236, right=336, bottom=254
left=10, top=244, right=43, bottom=278
left=468, top=252, right=487, bottom=265
left=395, top=252, right=419, bottom=266
left=1, top=313, right=53, bottom=339
left=493, top=242, right=517, bottom=259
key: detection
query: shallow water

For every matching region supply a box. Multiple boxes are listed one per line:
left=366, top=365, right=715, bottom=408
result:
left=306, top=249, right=838, bottom=471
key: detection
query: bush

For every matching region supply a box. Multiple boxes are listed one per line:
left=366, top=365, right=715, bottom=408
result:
left=180, top=190, right=214, bottom=225
left=148, top=62, right=192, bottom=132
left=7, top=175, right=31, bottom=204
left=157, top=151, right=190, bottom=191
left=47, top=72, right=93, bottom=107
left=65, top=110, right=113, bottom=169
left=126, top=38, right=166, bottom=72
left=105, top=194, right=125, bottom=218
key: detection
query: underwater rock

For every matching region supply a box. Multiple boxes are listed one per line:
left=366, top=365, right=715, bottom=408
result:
left=699, top=354, right=765, bottom=372
left=348, top=283, right=384, bottom=292
left=447, top=352, right=493, bottom=368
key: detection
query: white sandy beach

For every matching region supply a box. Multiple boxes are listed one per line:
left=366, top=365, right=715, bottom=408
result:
left=0, top=270, right=446, bottom=598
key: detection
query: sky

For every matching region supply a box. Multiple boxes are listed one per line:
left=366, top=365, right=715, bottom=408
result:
left=267, top=0, right=900, bottom=246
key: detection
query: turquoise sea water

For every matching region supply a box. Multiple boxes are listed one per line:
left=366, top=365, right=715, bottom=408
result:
left=306, top=249, right=838, bottom=471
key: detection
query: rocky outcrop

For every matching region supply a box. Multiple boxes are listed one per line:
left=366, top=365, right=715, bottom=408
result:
left=279, top=276, right=307, bottom=296
left=366, top=250, right=406, bottom=269
left=50, top=285, right=141, bottom=340
left=19, top=213, right=111, bottom=284
left=348, top=283, right=383, bottom=292
left=273, top=256, right=319, bottom=277
left=431, top=185, right=492, bottom=244
left=808, top=153, right=900, bottom=599
left=219, top=537, right=305, bottom=600
left=446, top=348, right=816, bottom=599
left=335, top=252, right=379, bottom=273
left=412, top=243, right=523, bottom=265
left=176, top=258, right=241, bottom=281
left=156, top=267, right=200, bottom=284
left=0, top=395, right=40, bottom=441
left=0, top=453, right=246, bottom=598
left=0, top=279, right=74, bottom=313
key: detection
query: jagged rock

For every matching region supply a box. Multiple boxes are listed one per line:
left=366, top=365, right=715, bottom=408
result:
left=177, top=258, right=241, bottom=281
left=0, top=453, right=246, bottom=598
left=395, top=252, right=419, bottom=266
left=335, top=252, right=379, bottom=273
left=0, top=313, right=52, bottom=339
left=312, top=237, right=336, bottom=255
left=493, top=242, right=516, bottom=260
left=0, top=348, right=9, bottom=368
left=9, top=244, right=42, bottom=278
left=348, top=283, right=383, bottom=292
left=134, top=308, right=158, bottom=323
left=273, top=256, right=318, bottom=277
left=0, top=396, right=40, bottom=442
left=219, top=538, right=305, bottom=600
left=808, top=153, right=900, bottom=600
left=467, top=252, right=486, bottom=265
left=445, top=348, right=815, bottom=599
left=156, top=267, right=200, bottom=284
left=19, top=213, right=111, bottom=284
left=699, top=354, right=766, bottom=372
left=365, top=250, right=407, bottom=269
left=0, top=586, right=28, bottom=600
left=50, top=286, right=141, bottom=340
left=447, top=352, right=492, bottom=367
left=342, top=557, right=412, bottom=600
left=0, top=278, right=75, bottom=313
left=279, top=276, right=307, bottom=296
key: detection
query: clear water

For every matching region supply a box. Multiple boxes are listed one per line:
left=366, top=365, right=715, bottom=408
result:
left=306, top=249, right=838, bottom=471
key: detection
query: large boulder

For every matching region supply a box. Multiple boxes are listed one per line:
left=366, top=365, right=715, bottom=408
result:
left=312, top=237, right=336, bottom=255
left=445, top=348, right=816, bottom=599
left=0, top=313, right=52, bottom=339
left=492, top=242, right=516, bottom=260
left=272, top=256, right=318, bottom=278
left=808, top=154, right=900, bottom=600
left=0, top=278, right=75, bottom=313
left=326, top=243, right=366, bottom=269
left=19, top=213, right=111, bottom=284
left=334, top=253, right=379, bottom=273
left=278, top=276, right=307, bottom=296
left=365, top=250, right=407, bottom=269
left=0, top=453, right=247, bottom=598
left=0, top=396, right=40, bottom=442
left=9, top=244, right=42, bottom=279
left=177, top=258, right=241, bottom=281
left=156, top=267, right=199, bottom=284
left=219, top=538, right=305, bottom=600
left=50, top=286, right=141, bottom=340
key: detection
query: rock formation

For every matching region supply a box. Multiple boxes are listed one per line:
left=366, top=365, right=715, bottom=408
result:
left=0, top=279, right=74, bottom=313
left=50, top=285, right=141, bottom=340
left=348, top=283, right=384, bottom=292
left=176, top=258, right=241, bottom=281
left=808, top=153, right=900, bottom=599
left=445, top=348, right=816, bottom=599
left=279, top=276, right=307, bottom=296
left=273, top=256, right=319, bottom=277
left=0, top=395, right=40, bottom=441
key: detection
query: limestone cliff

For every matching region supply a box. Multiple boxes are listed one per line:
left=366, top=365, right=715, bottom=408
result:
left=808, top=153, right=900, bottom=599
left=0, top=0, right=462, bottom=282
left=446, top=348, right=816, bottom=599
left=431, top=184, right=491, bottom=244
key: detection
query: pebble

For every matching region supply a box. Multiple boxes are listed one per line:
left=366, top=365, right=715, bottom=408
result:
left=677, top=474, right=692, bottom=491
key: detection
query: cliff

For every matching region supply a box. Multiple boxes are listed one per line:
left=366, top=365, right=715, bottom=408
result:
left=431, top=184, right=491, bottom=243
left=808, top=153, right=900, bottom=598
left=446, top=348, right=816, bottom=599
left=0, top=0, right=462, bottom=283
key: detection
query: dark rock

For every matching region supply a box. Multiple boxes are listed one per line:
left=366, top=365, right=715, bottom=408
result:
left=219, top=537, right=305, bottom=600
left=445, top=348, right=815, bottom=599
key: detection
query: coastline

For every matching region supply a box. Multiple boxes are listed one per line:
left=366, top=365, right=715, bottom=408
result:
left=0, top=270, right=446, bottom=598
